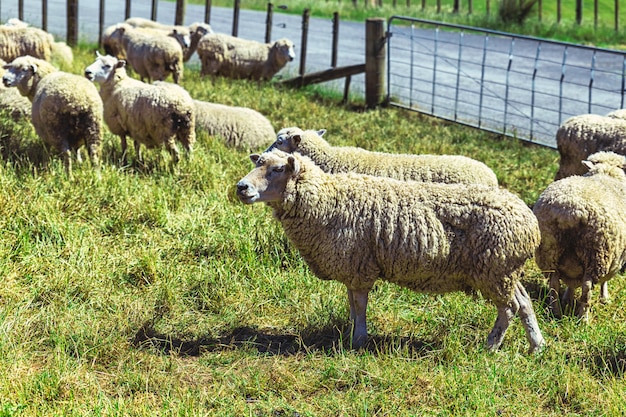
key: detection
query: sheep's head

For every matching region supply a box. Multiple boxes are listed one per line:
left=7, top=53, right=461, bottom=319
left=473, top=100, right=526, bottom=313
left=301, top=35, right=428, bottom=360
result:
left=271, top=39, right=296, bottom=67
left=2, top=55, right=55, bottom=99
left=582, top=151, right=626, bottom=179
left=237, top=149, right=300, bottom=204
left=267, top=127, right=327, bottom=154
left=85, top=52, right=125, bottom=84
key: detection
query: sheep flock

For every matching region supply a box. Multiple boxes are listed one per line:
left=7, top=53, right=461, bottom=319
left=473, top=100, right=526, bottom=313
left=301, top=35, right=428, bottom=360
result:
left=2, top=16, right=626, bottom=356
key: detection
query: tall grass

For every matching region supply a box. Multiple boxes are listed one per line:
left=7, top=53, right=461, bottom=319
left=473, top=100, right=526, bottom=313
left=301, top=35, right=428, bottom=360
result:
left=0, top=44, right=624, bottom=416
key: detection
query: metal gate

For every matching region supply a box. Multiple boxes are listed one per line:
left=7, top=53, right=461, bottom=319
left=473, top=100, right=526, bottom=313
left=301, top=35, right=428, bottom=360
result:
left=386, top=17, right=626, bottom=148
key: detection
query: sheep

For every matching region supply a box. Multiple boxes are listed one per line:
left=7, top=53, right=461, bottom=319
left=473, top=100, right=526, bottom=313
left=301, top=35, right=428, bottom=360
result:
left=197, top=33, right=295, bottom=81
left=533, top=151, right=626, bottom=321
left=0, top=58, right=31, bottom=121
left=2, top=55, right=103, bottom=175
left=554, top=112, right=626, bottom=179
left=84, top=53, right=195, bottom=165
left=0, top=20, right=73, bottom=67
left=123, top=17, right=199, bottom=61
left=185, top=22, right=213, bottom=62
left=104, top=23, right=184, bottom=84
left=236, top=148, right=545, bottom=353
left=193, top=99, right=275, bottom=150
left=268, top=127, right=499, bottom=186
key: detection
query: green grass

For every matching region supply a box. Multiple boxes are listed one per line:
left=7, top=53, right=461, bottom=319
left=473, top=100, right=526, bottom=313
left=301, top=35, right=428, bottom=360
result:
left=0, top=44, right=625, bottom=416
left=192, top=0, right=626, bottom=47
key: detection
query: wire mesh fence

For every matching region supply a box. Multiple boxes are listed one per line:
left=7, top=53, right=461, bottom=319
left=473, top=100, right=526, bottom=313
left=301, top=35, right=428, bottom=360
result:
left=386, top=17, right=626, bottom=148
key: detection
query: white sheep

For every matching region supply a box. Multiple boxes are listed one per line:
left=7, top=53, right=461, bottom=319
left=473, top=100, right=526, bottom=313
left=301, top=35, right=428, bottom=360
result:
left=0, top=20, right=73, bottom=68
left=84, top=53, right=195, bottom=165
left=2, top=55, right=103, bottom=175
left=236, top=148, right=545, bottom=353
left=554, top=112, right=626, bottom=179
left=534, top=151, right=626, bottom=320
left=0, top=57, right=31, bottom=121
left=268, top=127, right=499, bottom=186
left=123, top=17, right=199, bottom=61
left=104, top=23, right=184, bottom=84
left=185, top=22, right=213, bottom=62
left=197, top=33, right=295, bottom=81
left=193, top=99, right=275, bottom=150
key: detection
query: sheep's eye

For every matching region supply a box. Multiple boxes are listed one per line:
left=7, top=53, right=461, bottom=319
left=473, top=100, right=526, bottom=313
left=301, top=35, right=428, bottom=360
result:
left=103, top=64, right=111, bottom=70
left=276, top=138, right=284, bottom=145
left=273, top=166, right=284, bottom=173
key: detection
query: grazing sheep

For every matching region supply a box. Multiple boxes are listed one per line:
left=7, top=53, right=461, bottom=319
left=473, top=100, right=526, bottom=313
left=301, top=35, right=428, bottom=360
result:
left=0, top=58, right=31, bottom=121
left=534, top=151, right=626, bottom=320
left=268, top=127, right=499, bottom=186
left=554, top=112, right=626, bottom=179
left=104, top=23, right=184, bottom=83
left=123, top=17, right=196, bottom=61
left=2, top=56, right=103, bottom=175
left=185, top=22, right=213, bottom=62
left=194, top=99, right=275, bottom=150
left=197, top=33, right=295, bottom=81
left=84, top=53, right=195, bottom=165
left=236, top=148, right=545, bottom=353
left=0, top=20, right=73, bottom=67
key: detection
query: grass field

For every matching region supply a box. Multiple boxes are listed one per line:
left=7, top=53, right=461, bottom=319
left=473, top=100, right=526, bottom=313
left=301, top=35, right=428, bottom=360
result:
left=0, top=44, right=625, bottom=415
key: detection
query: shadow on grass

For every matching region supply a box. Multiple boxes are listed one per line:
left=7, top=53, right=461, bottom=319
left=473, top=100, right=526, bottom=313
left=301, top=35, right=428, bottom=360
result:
left=133, top=322, right=439, bottom=358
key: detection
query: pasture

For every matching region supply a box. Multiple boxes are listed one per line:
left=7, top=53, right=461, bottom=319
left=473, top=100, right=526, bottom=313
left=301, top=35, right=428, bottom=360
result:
left=0, top=44, right=624, bottom=416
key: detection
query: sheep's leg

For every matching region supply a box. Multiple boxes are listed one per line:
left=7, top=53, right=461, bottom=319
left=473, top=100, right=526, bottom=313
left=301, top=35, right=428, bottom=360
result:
left=120, top=134, right=129, bottom=165
left=75, top=148, right=83, bottom=164
left=599, top=281, right=609, bottom=304
left=164, top=138, right=181, bottom=165
left=487, top=295, right=519, bottom=351
left=347, top=289, right=356, bottom=322
left=349, top=288, right=369, bottom=349
left=134, top=140, right=143, bottom=164
left=561, top=286, right=575, bottom=315
left=548, top=272, right=563, bottom=318
left=514, top=282, right=545, bottom=354
left=575, top=278, right=593, bottom=322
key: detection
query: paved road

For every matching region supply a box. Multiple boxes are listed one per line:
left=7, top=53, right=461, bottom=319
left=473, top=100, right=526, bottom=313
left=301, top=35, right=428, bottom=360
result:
left=0, top=0, right=367, bottom=94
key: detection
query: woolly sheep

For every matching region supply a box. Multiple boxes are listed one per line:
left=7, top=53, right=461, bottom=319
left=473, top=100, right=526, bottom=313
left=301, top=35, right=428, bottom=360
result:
left=534, top=151, right=626, bottom=320
left=104, top=23, right=184, bottom=83
left=123, top=17, right=201, bottom=61
left=0, top=58, right=31, bottom=121
left=268, top=127, right=499, bottom=186
left=2, top=55, right=103, bottom=175
left=0, top=20, right=73, bottom=67
left=554, top=112, right=626, bottom=179
left=197, top=33, right=295, bottom=81
left=185, top=22, right=213, bottom=62
left=193, top=99, right=275, bottom=150
left=236, top=148, right=545, bottom=353
left=84, top=53, right=195, bottom=165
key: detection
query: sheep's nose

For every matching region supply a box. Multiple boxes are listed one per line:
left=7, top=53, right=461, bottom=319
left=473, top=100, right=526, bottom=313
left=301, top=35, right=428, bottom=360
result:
left=237, top=181, right=248, bottom=192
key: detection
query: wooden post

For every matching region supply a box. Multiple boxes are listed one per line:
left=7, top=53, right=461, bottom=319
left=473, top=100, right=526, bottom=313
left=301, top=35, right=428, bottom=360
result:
left=575, top=0, right=582, bottom=24
left=42, top=0, right=48, bottom=31
left=365, top=18, right=385, bottom=109
left=18, top=0, right=24, bottom=20
left=299, top=9, right=310, bottom=77
left=616, top=0, right=620, bottom=32
left=331, top=12, right=339, bottom=68
left=175, top=0, right=186, bottom=25
left=205, top=0, right=212, bottom=23
left=67, top=0, right=78, bottom=46
left=557, top=0, right=561, bottom=23
left=151, top=0, right=158, bottom=21
left=99, top=0, right=105, bottom=48
left=125, top=0, right=131, bottom=20
left=233, top=0, right=241, bottom=36
left=265, top=3, right=274, bottom=44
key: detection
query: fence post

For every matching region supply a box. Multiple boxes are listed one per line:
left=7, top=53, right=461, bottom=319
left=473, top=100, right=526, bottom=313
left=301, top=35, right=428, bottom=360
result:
left=233, top=0, right=241, bottom=36
left=575, top=0, right=582, bottom=24
left=18, top=0, right=23, bottom=20
left=205, top=0, right=212, bottom=24
left=331, top=12, right=339, bottom=68
left=151, top=0, right=158, bottom=21
left=265, top=3, right=274, bottom=44
left=99, top=0, right=105, bottom=47
left=42, top=0, right=48, bottom=31
left=175, top=0, right=186, bottom=25
left=299, top=9, right=310, bottom=77
left=125, top=0, right=131, bottom=20
left=365, top=18, right=385, bottom=109
left=67, top=0, right=78, bottom=46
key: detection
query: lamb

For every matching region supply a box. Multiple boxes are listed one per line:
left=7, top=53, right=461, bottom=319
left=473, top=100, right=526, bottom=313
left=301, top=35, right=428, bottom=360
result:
left=0, top=20, right=73, bottom=67
left=104, top=23, right=184, bottom=83
left=554, top=112, right=626, bottom=179
left=84, top=53, right=195, bottom=165
left=197, top=33, right=295, bottom=81
left=268, top=127, right=499, bottom=186
left=236, top=148, right=545, bottom=353
left=533, top=151, right=626, bottom=320
left=193, top=99, right=275, bottom=150
left=2, top=55, right=103, bottom=175
left=0, top=58, right=31, bottom=121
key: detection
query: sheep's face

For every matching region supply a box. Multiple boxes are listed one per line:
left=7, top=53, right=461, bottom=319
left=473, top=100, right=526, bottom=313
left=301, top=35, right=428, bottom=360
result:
left=268, top=127, right=302, bottom=153
left=85, top=53, right=119, bottom=84
left=2, top=57, right=40, bottom=97
left=237, top=150, right=299, bottom=204
left=273, top=39, right=296, bottom=66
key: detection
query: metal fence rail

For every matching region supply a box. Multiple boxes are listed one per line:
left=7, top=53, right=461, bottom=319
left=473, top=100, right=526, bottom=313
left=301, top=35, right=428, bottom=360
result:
left=386, top=17, right=626, bottom=148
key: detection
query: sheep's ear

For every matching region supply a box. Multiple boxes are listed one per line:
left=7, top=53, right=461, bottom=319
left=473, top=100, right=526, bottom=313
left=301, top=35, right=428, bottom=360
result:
left=286, top=155, right=299, bottom=173
left=582, top=160, right=594, bottom=171
left=115, top=60, right=126, bottom=69
left=292, top=134, right=302, bottom=147
left=30, top=64, right=38, bottom=74
left=316, top=129, right=326, bottom=137
left=96, top=51, right=102, bottom=58
left=250, top=154, right=260, bottom=164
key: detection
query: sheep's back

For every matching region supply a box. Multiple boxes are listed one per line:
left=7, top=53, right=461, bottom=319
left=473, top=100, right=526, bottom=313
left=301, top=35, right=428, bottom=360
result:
left=0, top=27, right=53, bottom=62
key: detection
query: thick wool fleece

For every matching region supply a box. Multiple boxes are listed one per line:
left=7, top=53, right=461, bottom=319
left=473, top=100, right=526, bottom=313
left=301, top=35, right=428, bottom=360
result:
left=271, top=127, right=498, bottom=186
